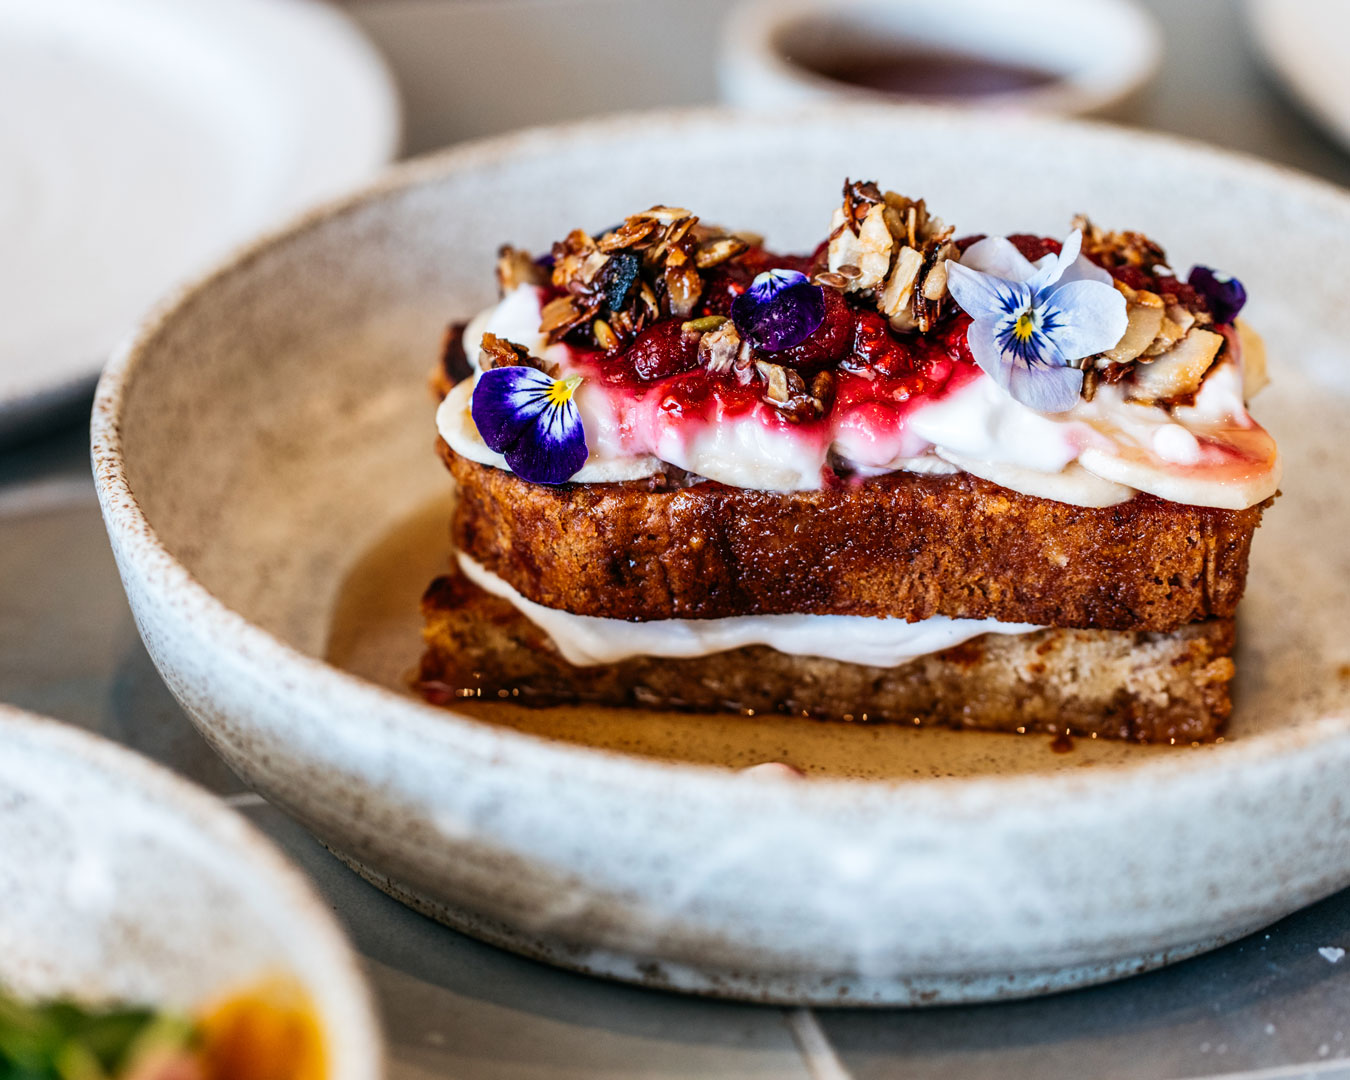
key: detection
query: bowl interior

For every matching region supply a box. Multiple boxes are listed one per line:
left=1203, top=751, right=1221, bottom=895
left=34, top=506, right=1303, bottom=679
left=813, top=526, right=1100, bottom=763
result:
left=112, top=107, right=1350, bottom=780
left=0, top=708, right=378, bottom=1078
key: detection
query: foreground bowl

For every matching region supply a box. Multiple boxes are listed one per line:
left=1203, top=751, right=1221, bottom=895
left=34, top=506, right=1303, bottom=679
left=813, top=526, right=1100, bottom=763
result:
left=93, top=105, right=1350, bottom=1005
left=0, top=706, right=382, bottom=1077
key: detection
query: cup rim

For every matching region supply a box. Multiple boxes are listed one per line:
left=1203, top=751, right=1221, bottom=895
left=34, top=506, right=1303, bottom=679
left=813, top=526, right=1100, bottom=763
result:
left=719, top=0, right=1162, bottom=116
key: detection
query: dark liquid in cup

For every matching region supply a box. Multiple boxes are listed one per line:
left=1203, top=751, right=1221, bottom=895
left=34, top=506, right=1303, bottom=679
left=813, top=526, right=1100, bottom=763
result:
left=808, top=48, right=1058, bottom=98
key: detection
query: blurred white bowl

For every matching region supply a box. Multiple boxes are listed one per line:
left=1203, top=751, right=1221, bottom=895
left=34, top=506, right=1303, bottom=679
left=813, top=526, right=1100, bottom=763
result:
left=1247, top=0, right=1350, bottom=154
left=719, top=0, right=1160, bottom=118
left=0, top=0, right=401, bottom=444
left=0, top=705, right=383, bottom=1080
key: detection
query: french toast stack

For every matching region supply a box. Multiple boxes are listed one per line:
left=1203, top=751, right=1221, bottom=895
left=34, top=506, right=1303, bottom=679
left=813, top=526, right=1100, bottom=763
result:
left=418, top=184, right=1277, bottom=743
left=423, top=454, right=1257, bottom=742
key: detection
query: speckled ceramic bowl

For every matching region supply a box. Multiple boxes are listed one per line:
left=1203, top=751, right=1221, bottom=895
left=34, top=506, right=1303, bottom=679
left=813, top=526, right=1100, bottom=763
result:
left=0, top=706, right=382, bottom=1077
left=93, top=106, right=1350, bottom=1006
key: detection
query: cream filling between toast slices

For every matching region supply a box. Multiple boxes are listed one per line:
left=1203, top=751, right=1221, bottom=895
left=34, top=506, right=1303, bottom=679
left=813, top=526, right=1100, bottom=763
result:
left=440, top=286, right=1280, bottom=509
left=458, top=553, right=1044, bottom=668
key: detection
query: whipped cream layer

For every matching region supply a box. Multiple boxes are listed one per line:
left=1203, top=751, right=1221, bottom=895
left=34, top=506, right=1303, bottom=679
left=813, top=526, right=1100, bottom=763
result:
left=439, top=286, right=1281, bottom=509
left=460, top=553, right=1042, bottom=667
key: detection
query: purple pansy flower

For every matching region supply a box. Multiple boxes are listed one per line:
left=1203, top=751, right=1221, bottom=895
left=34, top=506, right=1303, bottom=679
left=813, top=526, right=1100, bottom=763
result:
left=731, top=269, right=826, bottom=352
left=945, top=230, right=1128, bottom=413
left=1188, top=265, right=1246, bottom=324
left=471, top=366, right=588, bottom=485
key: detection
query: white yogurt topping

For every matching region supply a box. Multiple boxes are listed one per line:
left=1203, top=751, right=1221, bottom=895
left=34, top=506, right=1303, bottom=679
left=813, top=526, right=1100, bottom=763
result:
left=459, top=553, right=1042, bottom=668
left=453, top=287, right=666, bottom=482
left=441, top=286, right=1279, bottom=509
left=437, top=381, right=661, bottom=483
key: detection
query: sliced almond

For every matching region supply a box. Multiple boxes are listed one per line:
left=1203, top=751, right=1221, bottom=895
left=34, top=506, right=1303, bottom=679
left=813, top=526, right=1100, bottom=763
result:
left=921, top=259, right=950, bottom=301
left=643, top=205, right=692, bottom=224
left=495, top=246, right=545, bottom=295
left=827, top=204, right=893, bottom=290
left=1100, top=300, right=1165, bottom=363
left=878, top=247, right=923, bottom=317
left=698, top=321, right=741, bottom=374
left=578, top=250, right=609, bottom=284
left=1127, top=328, right=1224, bottom=403
left=755, top=360, right=790, bottom=403
left=597, top=216, right=658, bottom=252
left=539, top=295, right=581, bottom=334
left=881, top=205, right=907, bottom=242
left=1165, top=303, right=1196, bottom=336
left=1143, top=314, right=1187, bottom=357
left=694, top=235, right=749, bottom=269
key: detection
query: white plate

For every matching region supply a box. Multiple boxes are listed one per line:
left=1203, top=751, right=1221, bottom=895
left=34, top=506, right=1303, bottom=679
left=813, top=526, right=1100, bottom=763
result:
left=1247, top=0, right=1350, bottom=152
left=0, top=0, right=399, bottom=440
left=92, top=105, right=1350, bottom=1006
left=0, top=705, right=383, bottom=1079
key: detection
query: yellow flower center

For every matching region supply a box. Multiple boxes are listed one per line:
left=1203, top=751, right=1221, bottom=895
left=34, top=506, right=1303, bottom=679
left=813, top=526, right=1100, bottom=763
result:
left=1012, top=311, right=1037, bottom=342
left=547, top=374, right=583, bottom=406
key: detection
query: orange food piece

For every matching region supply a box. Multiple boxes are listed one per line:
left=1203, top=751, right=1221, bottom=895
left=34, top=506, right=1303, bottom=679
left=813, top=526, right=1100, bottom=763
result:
left=196, top=978, right=324, bottom=1080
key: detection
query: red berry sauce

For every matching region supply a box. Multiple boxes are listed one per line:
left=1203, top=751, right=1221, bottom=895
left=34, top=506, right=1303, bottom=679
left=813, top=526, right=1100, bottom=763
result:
left=574, top=247, right=986, bottom=473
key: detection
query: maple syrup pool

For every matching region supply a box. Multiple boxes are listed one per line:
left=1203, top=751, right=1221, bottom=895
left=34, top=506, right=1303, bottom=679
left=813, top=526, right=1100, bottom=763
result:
left=324, top=493, right=1187, bottom=780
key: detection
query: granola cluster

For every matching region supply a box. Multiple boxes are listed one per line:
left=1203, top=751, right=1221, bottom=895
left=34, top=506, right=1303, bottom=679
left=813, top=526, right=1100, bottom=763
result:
left=821, top=180, right=960, bottom=334
left=491, top=205, right=846, bottom=421
left=535, top=206, right=752, bottom=348
left=470, top=180, right=1252, bottom=417
left=1073, top=216, right=1227, bottom=404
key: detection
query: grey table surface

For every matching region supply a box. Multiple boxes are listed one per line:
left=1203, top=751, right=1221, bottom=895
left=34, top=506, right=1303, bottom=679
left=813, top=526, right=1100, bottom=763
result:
left=5, top=1, right=1350, bottom=1076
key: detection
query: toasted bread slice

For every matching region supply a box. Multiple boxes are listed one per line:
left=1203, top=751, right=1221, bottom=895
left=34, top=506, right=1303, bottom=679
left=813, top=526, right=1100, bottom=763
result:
left=444, top=442, right=1265, bottom=632
left=418, top=571, right=1237, bottom=743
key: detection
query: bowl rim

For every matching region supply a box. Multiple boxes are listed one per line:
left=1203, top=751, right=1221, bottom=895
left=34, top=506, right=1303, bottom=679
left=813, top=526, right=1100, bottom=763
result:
left=91, top=101, right=1350, bottom=819
left=718, top=0, right=1163, bottom=116
left=0, top=705, right=384, bottom=1080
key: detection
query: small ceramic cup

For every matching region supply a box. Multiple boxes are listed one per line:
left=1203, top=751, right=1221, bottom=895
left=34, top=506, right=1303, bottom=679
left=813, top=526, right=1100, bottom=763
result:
left=719, top=0, right=1161, bottom=118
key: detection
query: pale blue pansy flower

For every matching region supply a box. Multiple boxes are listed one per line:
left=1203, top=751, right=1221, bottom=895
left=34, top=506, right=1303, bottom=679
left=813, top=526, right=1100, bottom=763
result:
left=944, top=230, right=1128, bottom=413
